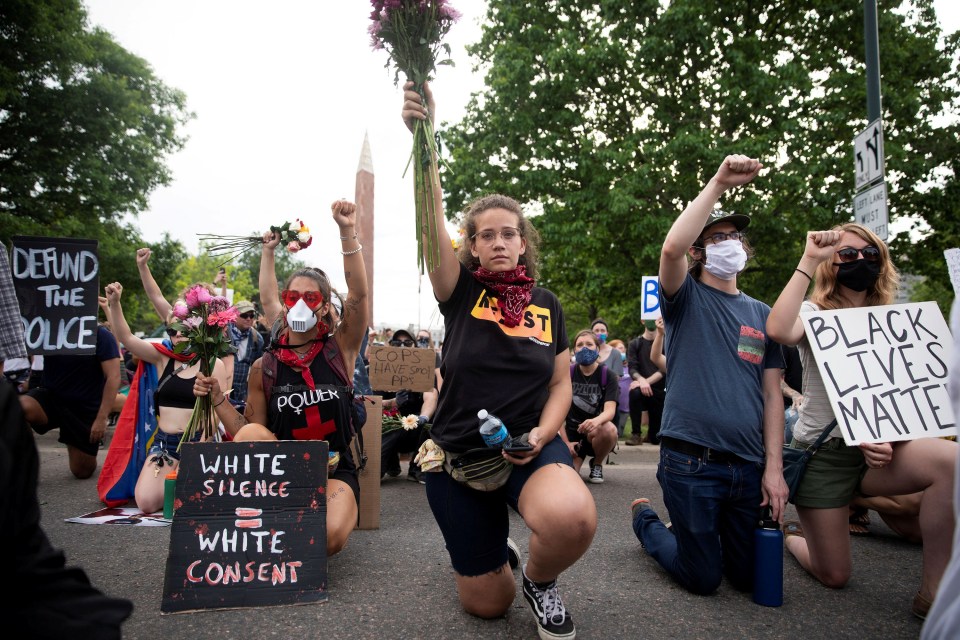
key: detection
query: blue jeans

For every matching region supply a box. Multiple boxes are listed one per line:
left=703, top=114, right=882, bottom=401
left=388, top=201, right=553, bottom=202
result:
left=633, top=444, right=763, bottom=595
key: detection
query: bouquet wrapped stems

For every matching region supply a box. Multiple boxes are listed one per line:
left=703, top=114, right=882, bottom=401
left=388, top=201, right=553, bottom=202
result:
left=179, top=355, right=218, bottom=450
left=409, top=93, right=442, bottom=274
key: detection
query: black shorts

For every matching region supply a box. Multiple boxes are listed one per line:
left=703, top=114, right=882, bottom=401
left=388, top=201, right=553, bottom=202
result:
left=564, top=421, right=596, bottom=459
left=26, top=388, right=100, bottom=457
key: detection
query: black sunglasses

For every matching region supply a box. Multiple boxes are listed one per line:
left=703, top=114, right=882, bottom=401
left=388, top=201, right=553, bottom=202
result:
left=165, top=327, right=182, bottom=337
left=238, top=312, right=256, bottom=319
left=836, top=246, right=880, bottom=263
left=389, top=339, right=415, bottom=347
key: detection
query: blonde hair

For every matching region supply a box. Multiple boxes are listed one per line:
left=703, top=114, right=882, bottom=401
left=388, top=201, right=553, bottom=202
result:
left=809, top=223, right=899, bottom=310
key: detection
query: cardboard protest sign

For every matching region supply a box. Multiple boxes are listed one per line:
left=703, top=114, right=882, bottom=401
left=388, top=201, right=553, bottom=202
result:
left=161, top=441, right=328, bottom=614
left=367, top=345, right=436, bottom=392
left=11, top=236, right=99, bottom=355
left=801, top=302, right=955, bottom=445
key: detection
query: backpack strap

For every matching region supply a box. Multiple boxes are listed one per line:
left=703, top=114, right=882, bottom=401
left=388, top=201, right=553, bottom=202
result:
left=571, top=362, right=607, bottom=388
left=261, top=350, right=278, bottom=406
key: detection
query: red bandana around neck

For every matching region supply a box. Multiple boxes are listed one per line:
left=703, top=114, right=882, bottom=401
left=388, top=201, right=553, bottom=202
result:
left=273, top=332, right=325, bottom=389
left=472, top=264, right=535, bottom=328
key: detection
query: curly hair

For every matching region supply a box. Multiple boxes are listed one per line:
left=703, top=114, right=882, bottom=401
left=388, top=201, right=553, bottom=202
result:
left=455, top=194, right=541, bottom=280
left=809, top=223, right=899, bottom=310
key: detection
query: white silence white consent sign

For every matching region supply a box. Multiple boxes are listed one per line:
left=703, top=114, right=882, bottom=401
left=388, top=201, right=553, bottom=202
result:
left=801, top=302, right=955, bottom=445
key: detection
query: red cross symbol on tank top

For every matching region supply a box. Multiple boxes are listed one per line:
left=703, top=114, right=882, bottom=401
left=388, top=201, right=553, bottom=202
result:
left=293, top=405, right=336, bottom=441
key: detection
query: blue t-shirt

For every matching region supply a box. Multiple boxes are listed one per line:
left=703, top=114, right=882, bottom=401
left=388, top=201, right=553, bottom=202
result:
left=660, top=274, right=783, bottom=462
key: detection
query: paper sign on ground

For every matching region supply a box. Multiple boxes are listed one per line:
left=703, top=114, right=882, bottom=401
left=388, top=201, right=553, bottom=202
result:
left=66, top=506, right=170, bottom=526
left=800, top=302, right=955, bottom=445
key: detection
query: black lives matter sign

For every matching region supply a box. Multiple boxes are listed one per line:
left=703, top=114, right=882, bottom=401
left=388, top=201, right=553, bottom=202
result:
left=801, top=301, right=955, bottom=444
left=11, top=236, right=99, bottom=355
left=161, top=441, right=328, bottom=614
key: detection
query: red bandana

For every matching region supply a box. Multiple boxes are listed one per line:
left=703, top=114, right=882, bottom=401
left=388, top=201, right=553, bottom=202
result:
left=152, top=342, right=194, bottom=363
left=472, top=264, right=535, bottom=328
left=272, top=332, right=325, bottom=390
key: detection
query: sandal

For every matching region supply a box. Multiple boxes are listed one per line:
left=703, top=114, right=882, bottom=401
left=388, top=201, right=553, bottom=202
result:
left=783, top=520, right=804, bottom=539
left=912, top=591, right=933, bottom=620
left=849, top=507, right=872, bottom=536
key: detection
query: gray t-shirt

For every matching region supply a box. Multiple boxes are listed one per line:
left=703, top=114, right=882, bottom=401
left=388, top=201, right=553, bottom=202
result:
left=660, top=274, right=783, bottom=462
left=793, top=301, right=843, bottom=444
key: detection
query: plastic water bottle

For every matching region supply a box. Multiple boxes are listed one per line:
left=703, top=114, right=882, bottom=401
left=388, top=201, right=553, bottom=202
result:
left=477, top=409, right=509, bottom=447
left=163, top=470, right=178, bottom=520
left=752, top=507, right=783, bottom=607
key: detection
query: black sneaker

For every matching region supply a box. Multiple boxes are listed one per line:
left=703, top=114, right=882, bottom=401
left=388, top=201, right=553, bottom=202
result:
left=588, top=464, right=604, bottom=484
left=522, top=566, right=576, bottom=640
left=506, top=537, right=521, bottom=571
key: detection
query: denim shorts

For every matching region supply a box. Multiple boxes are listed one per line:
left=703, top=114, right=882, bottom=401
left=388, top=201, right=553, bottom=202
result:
left=148, top=429, right=198, bottom=463
left=424, top=435, right=573, bottom=577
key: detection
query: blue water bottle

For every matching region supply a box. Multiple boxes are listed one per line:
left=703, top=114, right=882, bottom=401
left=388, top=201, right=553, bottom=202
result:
left=477, top=409, right=509, bottom=447
left=753, top=507, right=783, bottom=607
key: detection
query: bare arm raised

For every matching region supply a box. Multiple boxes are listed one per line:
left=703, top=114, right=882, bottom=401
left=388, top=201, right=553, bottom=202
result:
left=766, top=230, right=842, bottom=346
left=136, top=248, right=173, bottom=322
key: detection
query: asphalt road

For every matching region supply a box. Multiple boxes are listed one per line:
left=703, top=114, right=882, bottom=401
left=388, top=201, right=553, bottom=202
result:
left=34, top=431, right=927, bottom=639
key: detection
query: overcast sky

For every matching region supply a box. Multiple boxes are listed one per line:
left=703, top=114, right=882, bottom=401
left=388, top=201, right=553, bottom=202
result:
left=83, top=1, right=958, bottom=333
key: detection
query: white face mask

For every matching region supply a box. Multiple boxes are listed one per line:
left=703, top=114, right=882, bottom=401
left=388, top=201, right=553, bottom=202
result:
left=286, top=298, right=318, bottom=333
left=703, top=239, right=747, bottom=280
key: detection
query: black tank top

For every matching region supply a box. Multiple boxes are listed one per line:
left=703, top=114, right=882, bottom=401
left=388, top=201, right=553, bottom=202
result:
left=154, top=358, right=197, bottom=410
left=267, top=355, right=354, bottom=470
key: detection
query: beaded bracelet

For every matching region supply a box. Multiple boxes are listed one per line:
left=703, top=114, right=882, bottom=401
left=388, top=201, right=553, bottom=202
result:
left=341, top=244, right=363, bottom=256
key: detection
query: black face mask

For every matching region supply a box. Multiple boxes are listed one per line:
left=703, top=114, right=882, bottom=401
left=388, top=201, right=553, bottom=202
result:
left=835, top=259, right=881, bottom=292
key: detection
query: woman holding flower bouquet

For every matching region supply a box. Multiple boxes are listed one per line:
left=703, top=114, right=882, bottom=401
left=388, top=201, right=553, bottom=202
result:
left=193, top=200, right=369, bottom=556
left=402, top=83, right=595, bottom=640
left=103, top=282, right=231, bottom=514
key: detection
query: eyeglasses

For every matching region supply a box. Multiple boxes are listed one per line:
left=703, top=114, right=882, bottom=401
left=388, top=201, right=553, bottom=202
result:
left=703, top=231, right=746, bottom=245
left=389, top=339, right=415, bottom=347
left=281, top=289, right=324, bottom=309
left=238, top=312, right=256, bottom=319
left=470, top=227, right=522, bottom=244
left=165, top=327, right=182, bottom=338
left=836, top=246, right=881, bottom=263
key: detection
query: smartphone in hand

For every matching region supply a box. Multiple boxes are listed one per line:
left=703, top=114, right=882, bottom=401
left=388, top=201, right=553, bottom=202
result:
left=502, top=436, right=533, bottom=453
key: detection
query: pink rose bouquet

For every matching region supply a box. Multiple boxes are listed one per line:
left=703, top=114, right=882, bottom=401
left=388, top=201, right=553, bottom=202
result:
left=169, top=286, right=239, bottom=447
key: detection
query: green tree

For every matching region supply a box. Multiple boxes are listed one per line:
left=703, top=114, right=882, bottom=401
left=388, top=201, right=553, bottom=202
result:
left=0, top=0, right=192, bottom=231
left=443, top=0, right=959, bottom=337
